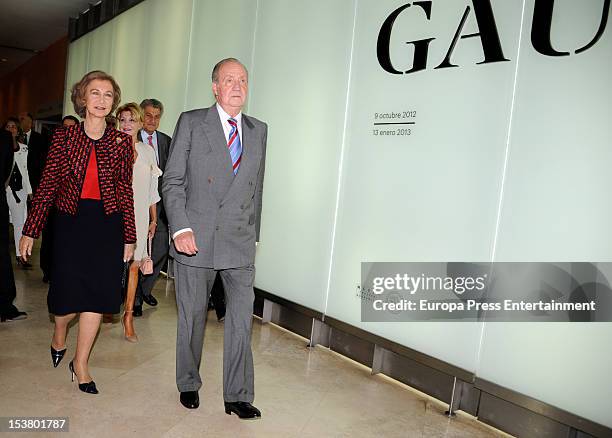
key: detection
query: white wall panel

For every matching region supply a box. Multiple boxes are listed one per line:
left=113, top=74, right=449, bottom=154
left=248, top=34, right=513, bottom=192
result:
left=63, top=33, right=91, bottom=116
left=184, top=0, right=257, bottom=114
left=325, top=0, right=521, bottom=371
left=479, top=0, right=612, bottom=427
left=141, top=0, right=192, bottom=134
left=249, top=0, right=356, bottom=311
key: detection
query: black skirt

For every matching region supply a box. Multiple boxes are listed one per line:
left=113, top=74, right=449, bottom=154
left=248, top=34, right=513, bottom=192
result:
left=48, top=199, right=124, bottom=315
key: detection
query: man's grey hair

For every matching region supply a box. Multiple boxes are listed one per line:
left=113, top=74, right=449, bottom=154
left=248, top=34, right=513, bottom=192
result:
left=211, top=58, right=248, bottom=83
left=140, top=98, right=164, bottom=115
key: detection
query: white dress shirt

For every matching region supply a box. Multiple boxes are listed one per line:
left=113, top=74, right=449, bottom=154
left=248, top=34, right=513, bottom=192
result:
left=172, top=104, right=243, bottom=240
left=216, top=103, right=243, bottom=145
left=140, top=129, right=160, bottom=164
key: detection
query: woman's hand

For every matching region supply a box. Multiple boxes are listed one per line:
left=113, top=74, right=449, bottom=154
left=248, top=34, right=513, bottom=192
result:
left=148, top=221, right=157, bottom=239
left=123, top=243, right=135, bottom=262
left=19, top=236, right=34, bottom=261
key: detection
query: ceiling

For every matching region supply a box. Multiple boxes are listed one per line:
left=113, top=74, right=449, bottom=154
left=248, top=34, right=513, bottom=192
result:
left=0, top=0, right=94, bottom=77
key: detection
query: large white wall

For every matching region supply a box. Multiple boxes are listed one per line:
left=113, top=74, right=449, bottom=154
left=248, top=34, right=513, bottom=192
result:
left=479, top=0, right=612, bottom=426
left=65, top=0, right=612, bottom=428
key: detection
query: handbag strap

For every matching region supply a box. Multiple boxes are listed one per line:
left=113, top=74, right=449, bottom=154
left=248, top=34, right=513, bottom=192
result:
left=147, top=235, right=152, bottom=256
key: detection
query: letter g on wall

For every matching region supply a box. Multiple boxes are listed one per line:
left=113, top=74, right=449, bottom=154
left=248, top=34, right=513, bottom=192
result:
left=377, top=1, right=435, bottom=74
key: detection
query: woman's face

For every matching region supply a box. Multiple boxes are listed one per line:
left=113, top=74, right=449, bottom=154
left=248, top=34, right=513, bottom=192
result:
left=5, top=121, right=18, bottom=137
left=84, top=79, right=115, bottom=119
left=118, top=110, right=143, bottom=137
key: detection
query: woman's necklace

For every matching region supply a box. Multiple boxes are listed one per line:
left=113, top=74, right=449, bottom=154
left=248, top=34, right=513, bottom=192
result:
left=85, top=123, right=106, bottom=139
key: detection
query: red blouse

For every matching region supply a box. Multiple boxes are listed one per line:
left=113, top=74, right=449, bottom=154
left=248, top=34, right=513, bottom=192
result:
left=80, top=146, right=101, bottom=200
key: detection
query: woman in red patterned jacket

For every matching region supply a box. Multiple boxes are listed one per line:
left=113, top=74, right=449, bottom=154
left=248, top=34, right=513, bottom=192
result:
left=19, top=71, right=136, bottom=395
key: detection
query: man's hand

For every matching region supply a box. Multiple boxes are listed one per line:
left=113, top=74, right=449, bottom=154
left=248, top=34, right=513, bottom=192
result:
left=173, top=231, right=198, bottom=255
left=19, top=236, right=34, bottom=261
left=123, top=243, right=135, bottom=262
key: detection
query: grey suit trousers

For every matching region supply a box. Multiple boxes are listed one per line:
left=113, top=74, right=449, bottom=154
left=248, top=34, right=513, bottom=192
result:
left=175, top=260, right=255, bottom=403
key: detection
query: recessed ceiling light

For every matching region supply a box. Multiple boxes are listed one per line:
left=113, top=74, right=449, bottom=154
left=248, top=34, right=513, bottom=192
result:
left=1, top=58, right=7, bottom=62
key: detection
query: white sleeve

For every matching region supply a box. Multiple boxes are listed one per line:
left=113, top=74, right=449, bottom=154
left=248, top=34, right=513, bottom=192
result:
left=173, top=228, right=193, bottom=239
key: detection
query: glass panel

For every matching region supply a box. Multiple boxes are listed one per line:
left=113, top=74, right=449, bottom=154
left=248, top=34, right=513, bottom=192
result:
left=481, top=0, right=612, bottom=427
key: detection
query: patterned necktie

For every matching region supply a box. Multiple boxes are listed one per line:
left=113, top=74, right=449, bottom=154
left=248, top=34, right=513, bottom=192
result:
left=147, top=135, right=153, bottom=146
left=227, top=118, right=242, bottom=175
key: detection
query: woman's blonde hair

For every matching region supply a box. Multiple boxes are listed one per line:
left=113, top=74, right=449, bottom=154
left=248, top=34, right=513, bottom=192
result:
left=71, top=70, right=122, bottom=118
left=116, top=102, right=144, bottom=124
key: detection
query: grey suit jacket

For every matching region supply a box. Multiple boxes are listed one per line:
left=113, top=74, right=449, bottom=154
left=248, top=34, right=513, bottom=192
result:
left=138, top=129, right=172, bottom=227
left=162, top=105, right=267, bottom=269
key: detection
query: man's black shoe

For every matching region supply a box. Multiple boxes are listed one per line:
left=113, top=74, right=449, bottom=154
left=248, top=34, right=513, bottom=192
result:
left=0, top=311, right=28, bottom=322
left=216, top=307, right=226, bottom=322
left=133, top=305, right=143, bottom=317
left=224, top=402, right=261, bottom=420
left=142, top=294, right=158, bottom=307
left=180, top=391, right=199, bottom=409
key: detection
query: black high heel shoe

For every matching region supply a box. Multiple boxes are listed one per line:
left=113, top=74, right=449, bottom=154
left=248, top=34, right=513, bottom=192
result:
left=50, top=346, right=67, bottom=368
left=69, top=361, right=98, bottom=394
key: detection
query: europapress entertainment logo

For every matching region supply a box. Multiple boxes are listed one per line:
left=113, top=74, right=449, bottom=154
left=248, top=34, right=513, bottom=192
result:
left=361, top=262, right=612, bottom=322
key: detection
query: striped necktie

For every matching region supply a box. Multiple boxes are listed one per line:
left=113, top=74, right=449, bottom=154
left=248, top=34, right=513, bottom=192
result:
left=227, top=118, right=242, bottom=175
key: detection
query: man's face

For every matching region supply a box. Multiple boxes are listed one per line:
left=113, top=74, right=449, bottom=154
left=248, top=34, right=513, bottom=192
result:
left=212, top=61, right=248, bottom=115
left=142, top=106, right=161, bottom=134
left=5, top=121, right=19, bottom=137
left=19, top=113, right=32, bottom=132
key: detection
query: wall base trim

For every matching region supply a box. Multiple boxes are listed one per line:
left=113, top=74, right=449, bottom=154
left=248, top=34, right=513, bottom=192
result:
left=254, top=288, right=611, bottom=438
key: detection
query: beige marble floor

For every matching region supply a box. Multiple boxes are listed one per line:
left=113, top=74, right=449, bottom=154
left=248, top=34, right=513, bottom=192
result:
left=0, top=251, right=511, bottom=438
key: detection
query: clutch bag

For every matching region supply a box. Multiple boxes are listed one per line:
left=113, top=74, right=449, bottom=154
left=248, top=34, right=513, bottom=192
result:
left=140, top=236, right=154, bottom=275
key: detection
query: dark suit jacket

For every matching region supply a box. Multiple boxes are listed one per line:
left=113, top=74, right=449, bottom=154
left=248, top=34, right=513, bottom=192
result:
left=25, top=130, right=49, bottom=195
left=0, top=129, right=16, bottom=312
left=1, top=130, right=14, bottom=214
left=138, top=129, right=171, bottom=228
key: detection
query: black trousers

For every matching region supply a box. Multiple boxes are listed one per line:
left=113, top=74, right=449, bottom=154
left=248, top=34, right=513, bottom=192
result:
left=0, top=203, right=18, bottom=316
left=135, top=223, right=169, bottom=306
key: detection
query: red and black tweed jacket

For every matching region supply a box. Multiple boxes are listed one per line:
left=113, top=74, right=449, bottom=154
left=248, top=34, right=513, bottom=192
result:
left=22, top=123, right=137, bottom=244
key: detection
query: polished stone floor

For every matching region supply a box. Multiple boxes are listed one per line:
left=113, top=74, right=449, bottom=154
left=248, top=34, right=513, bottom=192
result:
left=0, top=247, right=509, bottom=437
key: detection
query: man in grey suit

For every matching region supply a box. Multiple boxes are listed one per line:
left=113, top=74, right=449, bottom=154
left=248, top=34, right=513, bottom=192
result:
left=135, top=98, right=172, bottom=316
left=163, top=58, right=267, bottom=419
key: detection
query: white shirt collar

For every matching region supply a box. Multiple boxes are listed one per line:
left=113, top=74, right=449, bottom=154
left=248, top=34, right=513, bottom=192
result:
left=216, top=103, right=242, bottom=125
left=141, top=129, right=156, bottom=139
